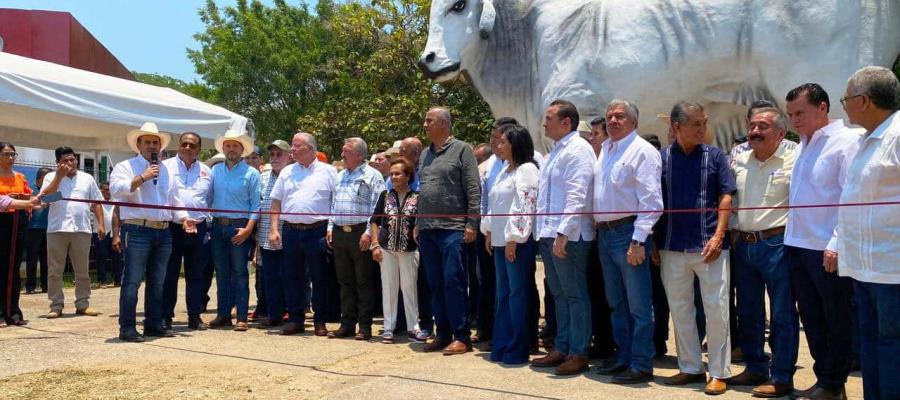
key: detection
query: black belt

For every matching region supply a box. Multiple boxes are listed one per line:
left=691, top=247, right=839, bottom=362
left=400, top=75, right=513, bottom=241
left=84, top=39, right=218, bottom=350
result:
left=283, top=220, right=327, bottom=230
left=214, top=217, right=248, bottom=226
left=596, top=216, right=637, bottom=232
left=334, top=223, right=367, bottom=233
left=737, top=226, right=785, bottom=244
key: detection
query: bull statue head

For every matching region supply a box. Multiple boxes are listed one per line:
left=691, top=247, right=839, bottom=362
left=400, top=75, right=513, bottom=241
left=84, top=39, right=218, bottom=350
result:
left=418, top=0, right=495, bottom=81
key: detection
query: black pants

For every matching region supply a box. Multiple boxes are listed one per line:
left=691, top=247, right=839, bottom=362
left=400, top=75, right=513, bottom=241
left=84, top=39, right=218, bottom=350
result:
left=163, top=222, right=210, bottom=320
left=1, top=211, right=27, bottom=324
left=475, top=232, right=495, bottom=340
left=587, top=240, right=615, bottom=357
left=25, top=228, right=48, bottom=292
left=464, top=240, right=479, bottom=327
left=333, top=229, right=375, bottom=329
left=787, top=245, right=853, bottom=389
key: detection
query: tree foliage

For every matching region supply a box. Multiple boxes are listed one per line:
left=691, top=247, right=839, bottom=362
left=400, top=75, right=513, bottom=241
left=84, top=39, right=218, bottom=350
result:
left=188, top=0, right=493, bottom=158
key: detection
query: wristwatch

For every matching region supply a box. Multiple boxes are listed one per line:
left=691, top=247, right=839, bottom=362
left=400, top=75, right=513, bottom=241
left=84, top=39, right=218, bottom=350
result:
left=630, top=239, right=644, bottom=247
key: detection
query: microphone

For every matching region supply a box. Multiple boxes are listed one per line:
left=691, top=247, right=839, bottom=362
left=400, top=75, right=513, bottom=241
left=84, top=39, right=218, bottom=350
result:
left=150, top=152, right=158, bottom=185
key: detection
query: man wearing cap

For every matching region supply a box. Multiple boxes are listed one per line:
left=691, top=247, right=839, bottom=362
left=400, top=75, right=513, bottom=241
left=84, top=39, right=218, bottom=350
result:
left=326, top=137, right=385, bottom=340
left=256, top=139, right=293, bottom=327
left=207, top=129, right=261, bottom=332
left=162, top=132, right=212, bottom=331
left=110, top=122, right=195, bottom=342
left=268, top=132, right=338, bottom=336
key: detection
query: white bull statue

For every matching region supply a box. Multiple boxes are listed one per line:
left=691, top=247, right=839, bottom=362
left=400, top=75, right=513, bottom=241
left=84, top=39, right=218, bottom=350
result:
left=418, top=0, right=900, bottom=150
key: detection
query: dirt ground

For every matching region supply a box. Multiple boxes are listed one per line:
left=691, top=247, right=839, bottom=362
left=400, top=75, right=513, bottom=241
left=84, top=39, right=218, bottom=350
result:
left=1, top=267, right=862, bottom=399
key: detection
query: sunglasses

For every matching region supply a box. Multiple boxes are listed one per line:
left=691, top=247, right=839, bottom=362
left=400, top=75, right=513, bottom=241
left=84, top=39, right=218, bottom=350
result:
left=180, top=142, right=199, bottom=149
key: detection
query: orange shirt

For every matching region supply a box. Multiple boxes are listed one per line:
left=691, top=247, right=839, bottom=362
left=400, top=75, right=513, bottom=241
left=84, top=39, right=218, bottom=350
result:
left=0, top=172, right=31, bottom=213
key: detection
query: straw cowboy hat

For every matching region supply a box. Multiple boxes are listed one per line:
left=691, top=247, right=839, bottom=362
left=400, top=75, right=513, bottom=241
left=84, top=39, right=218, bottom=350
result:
left=126, top=122, right=171, bottom=154
left=214, top=129, right=255, bottom=158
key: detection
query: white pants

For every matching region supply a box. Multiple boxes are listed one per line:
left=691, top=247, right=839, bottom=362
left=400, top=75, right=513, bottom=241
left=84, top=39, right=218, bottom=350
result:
left=660, top=250, right=732, bottom=378
left=380, top=250, right=420, bottom=332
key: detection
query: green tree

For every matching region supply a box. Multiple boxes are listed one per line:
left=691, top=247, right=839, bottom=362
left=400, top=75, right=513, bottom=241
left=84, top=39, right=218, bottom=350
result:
left=133, top=72, right=213, bottom=102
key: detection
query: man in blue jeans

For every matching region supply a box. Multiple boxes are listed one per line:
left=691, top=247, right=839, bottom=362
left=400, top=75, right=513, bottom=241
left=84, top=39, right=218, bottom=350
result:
left=837, top=66, right=900, bottom=400
left=729, top=107, right=799, bottom=397
left=109, top=122, right=195, bottom=342
left=268, top=132, right=337, bottom=336
left=208, top=129, right=261, bottom=332
left=592, top=99, right=663, bottom=384
left=529, top=100, right=595, bottom=375
left=416, top=107, right=481, bottom=356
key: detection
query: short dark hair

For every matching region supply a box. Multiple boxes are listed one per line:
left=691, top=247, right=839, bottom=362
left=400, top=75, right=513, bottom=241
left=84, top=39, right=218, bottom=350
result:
left=500, top=124, right=537, bottom=168
left=549, top=99, right=580, bottom=130
left=641, top=134, right=662, bottom=150
left=389, top=157, right=415, bottom=179
left=36, top=167, right=53, bottom=181
left=491, top=117, right=519, bottom=129
left=55, top=146, right=76, bottom=162
left=0, top=142, right=14, bottom=152
left=747, top=99, right=776, bottom=120
left=786, top=83, right=831, bottom=112
left=474, top=143, right=492, bottom=156
left=590, top=116, right=606, bottom=129
left=180, top=132, right=202, bottom=146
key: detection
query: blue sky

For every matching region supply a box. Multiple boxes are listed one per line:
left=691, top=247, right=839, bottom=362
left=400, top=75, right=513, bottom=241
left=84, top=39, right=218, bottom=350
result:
left=5, top=0, right=282, bottom=82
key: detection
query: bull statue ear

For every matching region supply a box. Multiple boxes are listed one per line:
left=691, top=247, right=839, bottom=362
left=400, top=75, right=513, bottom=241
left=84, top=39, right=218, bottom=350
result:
left=479, top=0, right=496, bottom=39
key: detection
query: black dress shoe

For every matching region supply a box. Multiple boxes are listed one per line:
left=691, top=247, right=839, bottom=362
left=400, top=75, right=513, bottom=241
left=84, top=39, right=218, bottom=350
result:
left=144, top=328, right=175, bottom=337
left=188, top=317, right=208, bottom=330
left=280, top=322, right=305, bottom=335
left=119, top=332, right=146, bottom=343
left=595, top=358, right=628, bottom=375
left=327, top=326, right=355, bottom=339
left=612, top=368, right=654, bottom=384
left=161, top=319, right=173, bottom=331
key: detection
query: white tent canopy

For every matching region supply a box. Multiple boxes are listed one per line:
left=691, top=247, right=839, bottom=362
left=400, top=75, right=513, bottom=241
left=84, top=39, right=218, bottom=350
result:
left=0, top=51, right=249, bottom=152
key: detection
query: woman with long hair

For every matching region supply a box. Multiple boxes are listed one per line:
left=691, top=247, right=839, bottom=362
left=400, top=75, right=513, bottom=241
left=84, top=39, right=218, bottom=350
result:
left=0, top=142, right=32, bottom=327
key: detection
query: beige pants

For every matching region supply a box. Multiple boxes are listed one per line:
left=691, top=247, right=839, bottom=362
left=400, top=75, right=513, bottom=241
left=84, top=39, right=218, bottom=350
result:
left=660, top=250, right=733, bottom=379
left=47, top=232, right=92, bottom=311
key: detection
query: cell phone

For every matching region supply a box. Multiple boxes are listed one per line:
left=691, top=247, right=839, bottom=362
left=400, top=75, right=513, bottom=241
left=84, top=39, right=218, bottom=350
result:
left=41, top=192, right=63, bottom=204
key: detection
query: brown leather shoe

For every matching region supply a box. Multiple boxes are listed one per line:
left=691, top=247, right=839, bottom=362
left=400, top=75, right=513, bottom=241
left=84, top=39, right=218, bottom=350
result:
left=327, top=326, right=354, bottom=339
left=233, top=321, right=249, bottom=331
left=279, top=322, right=305, bottom=335
left=531, top=350, right=567, bottom=368
left=704, top=378, right=728, bottom=395
left=355, top=328, right=372, bottom=341
left=442, top=340, right=472, bottom=355
left=314, top=323, right=328, bottom=336
left=751, top=380, right=794, bottom=398
left=208, top=316, right=233, bottom=328
left=46, top=309, right=63, bottom=319
left=726, top=369, right=768, bottom=386
left=665, top=372, right=707, bottom=386
left=76, top=307, right=99, bottom=316
left=555, top=355, right=589, bottom=375
left=423, top=338, right=452, bottom=352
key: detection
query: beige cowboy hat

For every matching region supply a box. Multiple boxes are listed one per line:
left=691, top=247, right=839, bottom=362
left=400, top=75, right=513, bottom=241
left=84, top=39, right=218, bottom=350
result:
left=126, top=122, right=172, bottom=154
left=214, top=129, right=255, bottom=158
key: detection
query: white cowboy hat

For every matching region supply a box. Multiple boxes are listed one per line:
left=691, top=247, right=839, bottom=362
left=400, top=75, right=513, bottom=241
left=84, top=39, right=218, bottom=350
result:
left=214, top=129, right=254, bottom=158
left=126, top=122, right=171, bottom=154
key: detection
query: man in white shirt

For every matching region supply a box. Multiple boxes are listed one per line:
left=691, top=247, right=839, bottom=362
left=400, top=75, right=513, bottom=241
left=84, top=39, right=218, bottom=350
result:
left=268, top=132, right=337, bottom=336
left=837, top=66, right=900, bottom=400
left=591, top=99, right=663, bottom=385
left=529, top=99, right=595, bottom=375
left=162, top=132, right=213, bottom=331
left=39, top=146, right=105, bottom=319
left=109, top=122, right=194, bottom=342
left=784, top=83, right=861, bottom=400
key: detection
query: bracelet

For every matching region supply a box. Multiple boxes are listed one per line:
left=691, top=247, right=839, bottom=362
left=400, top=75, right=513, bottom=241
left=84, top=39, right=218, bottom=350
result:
left=139, top=175, right=145, bottom=183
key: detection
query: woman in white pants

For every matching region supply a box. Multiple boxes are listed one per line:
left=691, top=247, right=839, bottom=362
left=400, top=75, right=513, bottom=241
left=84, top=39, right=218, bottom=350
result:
left=370, top=157, right=420, bottom=343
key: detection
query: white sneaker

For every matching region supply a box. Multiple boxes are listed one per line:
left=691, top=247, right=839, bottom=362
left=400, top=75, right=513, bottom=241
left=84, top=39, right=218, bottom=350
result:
left=382, top=331, right=394, bottom=344
left=413, top=330, right=432, bottom=342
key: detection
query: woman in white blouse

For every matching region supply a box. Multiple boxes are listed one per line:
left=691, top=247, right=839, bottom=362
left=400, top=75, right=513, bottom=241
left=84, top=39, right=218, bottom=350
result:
left=482, top=124, right=540, bottom=364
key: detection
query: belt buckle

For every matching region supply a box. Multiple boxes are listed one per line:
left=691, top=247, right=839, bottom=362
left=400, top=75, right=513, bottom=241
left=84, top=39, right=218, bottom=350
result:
left=341, top=225, right=352, bottom=233
left=741, top=232, right=758, bottom=244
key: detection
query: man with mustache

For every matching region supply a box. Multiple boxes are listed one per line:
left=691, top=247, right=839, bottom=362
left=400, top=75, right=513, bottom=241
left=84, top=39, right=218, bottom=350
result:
left=728, top=107, right=799, bottom=398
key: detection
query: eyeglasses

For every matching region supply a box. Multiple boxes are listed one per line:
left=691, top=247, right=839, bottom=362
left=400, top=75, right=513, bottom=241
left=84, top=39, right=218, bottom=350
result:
left=0, top=152, right=17, bottom=158
left=180, top=142, right=199, bottom=149
left=840, top=94, right=863, bottom=106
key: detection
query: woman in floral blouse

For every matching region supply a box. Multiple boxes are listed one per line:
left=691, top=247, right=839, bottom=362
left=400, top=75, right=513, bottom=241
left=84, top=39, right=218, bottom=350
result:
left=482, top=124, right=540, bottom=364
left=370, top=157, right=420, bottom=344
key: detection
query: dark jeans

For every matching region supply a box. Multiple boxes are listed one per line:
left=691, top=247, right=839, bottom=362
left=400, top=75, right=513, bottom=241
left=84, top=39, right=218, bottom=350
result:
left=853, top=280, right=900, bottom=400
left=250, top=239, right=266, bottom=316
left=419, top=229, right=470, bottom=342
left=465, top=240, right=479, bottom=327
left=25, top=228, right=48, bottom=291
left=332, top=229, right=375, bottom=329
left=93, top=233, right=123, bottom=285
left=787, top=246, right=853, bottom=389
left=587, top=239, right=615, bottom=357
left=491, top=238, right=538, bottom=364
left=163, top=222, right=209, bottom=320
left=281, top=224, right=333, bottom=325
left=119, top=224, right=172, bottom=334
left=734, top=234, right=799, bottom=384
left=476, top=232, right=495, bottom=340
left=541, top=238, right=592, bottom=357
left=260, top=249, right=285, bottom=322
left=210, top=221, right=252, bottom=321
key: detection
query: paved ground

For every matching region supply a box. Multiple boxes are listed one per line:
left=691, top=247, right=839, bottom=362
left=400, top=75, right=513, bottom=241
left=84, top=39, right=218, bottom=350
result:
left=1, top=267, right=862, bottom=399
